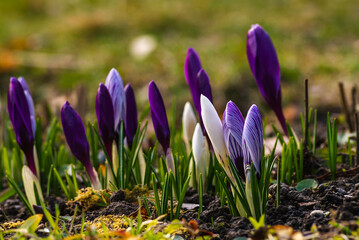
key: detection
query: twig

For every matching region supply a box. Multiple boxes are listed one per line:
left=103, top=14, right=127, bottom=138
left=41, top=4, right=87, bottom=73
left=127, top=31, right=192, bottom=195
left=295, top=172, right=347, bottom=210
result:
left=355, top=113, right=359, bottom=167
left=339, top=82, right=353, bottom=131
left=352, top=85, right=357, bottom=114
left=303, top=79, right=309, bottom=149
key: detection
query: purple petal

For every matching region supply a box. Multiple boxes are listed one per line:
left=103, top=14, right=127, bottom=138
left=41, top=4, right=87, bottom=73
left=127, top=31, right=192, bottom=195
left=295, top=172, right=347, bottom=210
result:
left=247, top=24, right=287, bottom=135
left=148, top=81, right=170, bottom=152
left=105, top=68, right=126, bottom=132
left=223, top=101, right=245, bottom=179
left=184, top=48, right=202, bottom=112
left=61, top=101, right=91, bottom=168
left=18, top=77, right=36, bottom=136
left=7, top=77, right=34, bottom=157
left=124, top=84, right=138, bottom=149
left=96, top=83, right=115, bottom=160
left=196, top=69, right=212, bottom=114
left=242, top=104, right=263, bottom=174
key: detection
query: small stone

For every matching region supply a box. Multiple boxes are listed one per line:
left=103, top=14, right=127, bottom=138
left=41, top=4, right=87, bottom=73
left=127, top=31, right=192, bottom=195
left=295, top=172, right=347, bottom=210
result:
left=310, top=210, right=325, bottom=218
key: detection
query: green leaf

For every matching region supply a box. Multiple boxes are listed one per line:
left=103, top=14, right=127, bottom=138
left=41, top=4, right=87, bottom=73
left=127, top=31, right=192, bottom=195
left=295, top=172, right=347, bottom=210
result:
left=18, top=214, right=43, bottom=233
left=296, top=179, right=318, bottom=191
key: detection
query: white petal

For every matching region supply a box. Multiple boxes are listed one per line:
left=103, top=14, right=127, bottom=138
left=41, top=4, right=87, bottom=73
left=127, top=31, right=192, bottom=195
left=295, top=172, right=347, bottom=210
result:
left=182, top=102, right=197, bottom=147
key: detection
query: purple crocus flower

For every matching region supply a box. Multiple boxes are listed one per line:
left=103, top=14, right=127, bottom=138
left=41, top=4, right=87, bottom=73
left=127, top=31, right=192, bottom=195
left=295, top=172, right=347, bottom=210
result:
left=105, top=68, right=126, bottom=133
left=247, top=24, right=288, bottom=135
left=61, top=101, right=101, bottom=190
left=242, top=104, right=263, bottom=175
left=18, top=77, right=36, bottom=136
left=95, top=83, right=115, bottom=161
left=222, top=101, right=245, bottom=180
left=196, top=69, right=213, bottom=115
left=7, top=77, right=36, bottom=176
left=148, top=81, right=170, bottom=153
left=184, top=48, right=202, bottom=112
left=124, top=84, right=138, bottom=149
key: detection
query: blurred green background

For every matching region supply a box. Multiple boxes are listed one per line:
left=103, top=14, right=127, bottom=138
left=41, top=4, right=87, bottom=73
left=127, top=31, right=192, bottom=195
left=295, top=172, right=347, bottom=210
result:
left=1, top=0, right=359, bottom=125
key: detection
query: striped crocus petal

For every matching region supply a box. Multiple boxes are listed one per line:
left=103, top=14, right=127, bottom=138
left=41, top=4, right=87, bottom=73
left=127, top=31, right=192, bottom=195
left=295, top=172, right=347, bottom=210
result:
left=184, top=48, right=202, bottom=113
left=8, top=77, right=36, bottom=175
left=124, top=83, right=138, bottom=149
left=242, top=104, right=263, bottom=174
left=223, top=101, right=245, bottom=179
left=105, top=68, right=126, bottom=132
left=148, top=81, right=170, bottom=152
left=18, top=77, right=36, bottom=136
left=96, top=83, right=115, bottom=161
left=247, top=24, right=287, bottom=135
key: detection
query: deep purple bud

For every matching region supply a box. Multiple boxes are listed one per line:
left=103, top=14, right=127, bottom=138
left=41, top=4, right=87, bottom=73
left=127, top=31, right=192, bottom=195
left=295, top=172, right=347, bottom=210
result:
left=242, top=105, right=263, bottom=175
left=247, top=24, right=287, bottom=135
left=196, top=69, right=212, bottom=116
left=105, top=68, right=126, bottom=133
left=7, top=77, right=36, bottom=176
left=61, top=102, right=91, bottom=167
left=124, top=84, right=138, bottom=149
left=61, top=101, right=100, bottom=189
left=148, top=81, right=170, bottom=152
left=184, top=48, right=202, bottom=113
left=95, top=83, right=115, bottom=161
left=222, top=101, right=245, bottom=179
left=18, top=77, right=36, bottom=136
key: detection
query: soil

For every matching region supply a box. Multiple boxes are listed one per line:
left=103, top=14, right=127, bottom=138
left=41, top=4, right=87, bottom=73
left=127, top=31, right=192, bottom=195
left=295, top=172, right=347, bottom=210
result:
left=1, top=174, right=359, bottom=239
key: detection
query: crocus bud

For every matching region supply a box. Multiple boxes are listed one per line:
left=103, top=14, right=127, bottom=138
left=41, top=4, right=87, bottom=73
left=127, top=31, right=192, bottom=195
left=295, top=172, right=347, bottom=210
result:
left=7, top=77, right=36, bottom=176
left=247, top=24, right=287, bottom=135
left=182, top=102, right=197, bottom=151
left=22, top=165, right=43, bottom=209
left=196, top=69, right=213, bottom=114
left=105, top=68, right=126, bottom=133
left=242, top=104, right=263, bottom=175
left=184, top=48, right=202, bottom=113
left=96, top=83, right=115, bottom=162
left=124, top=84, right=138, bottom=149
left=148, top=81, right=170, bottom=153
left=18, top=77, right=36, bottom=136
left=192, top=123, right=209, bottom=186
left=201, top=95, right=234, bottom=182
left=223, top=101, right=245, bottom=180
left=61, top=101, right=101, bottom=190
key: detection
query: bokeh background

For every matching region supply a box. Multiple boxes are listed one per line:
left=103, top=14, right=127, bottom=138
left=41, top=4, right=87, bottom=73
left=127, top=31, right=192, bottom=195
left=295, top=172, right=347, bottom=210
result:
left=1, top=0, right=359, bottom=127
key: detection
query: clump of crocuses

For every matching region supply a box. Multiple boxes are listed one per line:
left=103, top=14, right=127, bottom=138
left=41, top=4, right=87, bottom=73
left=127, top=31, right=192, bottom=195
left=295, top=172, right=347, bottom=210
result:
left=61, top=101, right=101, bottom=190
left=201, top=95, right=272, bottom=220
left=247, top=24, right=288, bottom=135
left=7, top=77, right=37, bottom=176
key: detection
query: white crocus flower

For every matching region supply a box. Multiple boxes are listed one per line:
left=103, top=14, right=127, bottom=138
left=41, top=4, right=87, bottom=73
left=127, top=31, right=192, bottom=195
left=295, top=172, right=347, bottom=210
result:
left=200, top=95, right=235, bottom=182
left=22, top=165, right=44, bottom=208
left=182, top=102, right=197, bottom=152
left=192, top=123, right=209, bottom=187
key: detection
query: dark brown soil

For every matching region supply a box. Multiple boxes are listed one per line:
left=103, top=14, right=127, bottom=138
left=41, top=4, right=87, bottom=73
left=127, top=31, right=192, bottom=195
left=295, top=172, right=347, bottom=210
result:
left=1, top=174, right=359, bottom=239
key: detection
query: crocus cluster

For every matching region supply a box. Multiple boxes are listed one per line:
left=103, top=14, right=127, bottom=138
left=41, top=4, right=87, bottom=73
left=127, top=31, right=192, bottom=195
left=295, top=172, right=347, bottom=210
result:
left=61, top=101, right=101, bottom=190
left=247, top=24, right=287, bottom=135
left=201, top=95, right=263, bottom=182
left=7, top=77, right=37, bottom=176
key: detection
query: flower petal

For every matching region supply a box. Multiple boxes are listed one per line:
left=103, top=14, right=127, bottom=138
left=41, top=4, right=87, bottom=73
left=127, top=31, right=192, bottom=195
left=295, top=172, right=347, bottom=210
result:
left=184, top=48, right=202, bottom=113
left=61, top=101, right=90, bottom=166
left=148, top=81, right=170, bottom=152
left=182, top=102, right=197, bottom=147
left=105, top=68, right=126, bottom=132
left=223, top=101, right=245, bottom=178
left=242, top=104, right=263, bottom=174
left=96, top=83, right=115, bottom=160
left=124, top=83, right=138, bottom=148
